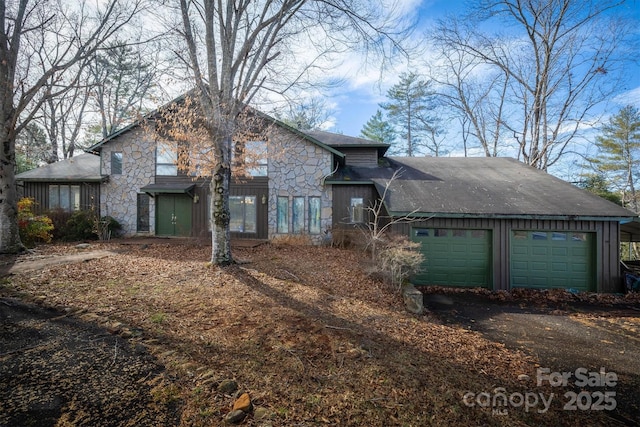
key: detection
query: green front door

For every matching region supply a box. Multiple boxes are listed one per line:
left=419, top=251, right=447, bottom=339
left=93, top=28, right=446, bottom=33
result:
left=156, top=195, right=192, bottom=237
left=412, top=228, right=492, bottom=287
left=510, top=231, right=595, bottom=291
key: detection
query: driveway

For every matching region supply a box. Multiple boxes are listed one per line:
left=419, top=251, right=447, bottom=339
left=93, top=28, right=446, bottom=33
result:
left=424, top=291, right=640, bottom=426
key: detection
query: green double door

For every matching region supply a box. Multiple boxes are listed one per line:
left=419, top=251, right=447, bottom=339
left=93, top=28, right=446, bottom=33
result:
left=156, top=195, right=192, bottom=237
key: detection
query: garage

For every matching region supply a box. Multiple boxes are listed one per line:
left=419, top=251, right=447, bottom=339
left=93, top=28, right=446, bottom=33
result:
left=510, top=230, right=595, bottom=292
left=411, top=228, right=492, bottom=287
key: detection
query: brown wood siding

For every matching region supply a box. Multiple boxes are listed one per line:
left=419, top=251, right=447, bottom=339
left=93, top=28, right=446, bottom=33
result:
left=332, top=184, right=377, bottom=227
left=391, top=217, right=623, bottom=293
left=20, top=181, right=100, bottom=215
left=340, top=148, right=379, bottom=167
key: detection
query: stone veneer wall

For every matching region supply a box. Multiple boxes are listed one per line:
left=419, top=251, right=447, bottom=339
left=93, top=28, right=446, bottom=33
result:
left=100, top=128, right=156, bottom=236
left=267, top=130, right=334, bottom=244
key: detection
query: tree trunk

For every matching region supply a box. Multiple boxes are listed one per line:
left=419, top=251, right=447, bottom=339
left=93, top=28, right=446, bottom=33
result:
left=0, top=129, right=25, bottom=253
left=210, top=152, right=233, bottom=266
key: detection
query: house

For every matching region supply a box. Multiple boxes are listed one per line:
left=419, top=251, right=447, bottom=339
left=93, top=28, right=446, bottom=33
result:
left=16, top=108, right=639, bottom=293
left=17, top=154, right=103, bottom=213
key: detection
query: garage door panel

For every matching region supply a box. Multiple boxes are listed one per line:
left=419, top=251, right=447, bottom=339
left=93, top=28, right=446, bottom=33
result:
left=511, top=231, right=594, bottom=292
left=412, top=228, right=491, bottom=288
left=552, top=262, right=569, bottom=272
left=532, top=247, right=548, bottom=256
left=552, top=247, right=568, bottom=256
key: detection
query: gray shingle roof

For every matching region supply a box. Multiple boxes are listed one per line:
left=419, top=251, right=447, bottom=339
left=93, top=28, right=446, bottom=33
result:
left=363, top=157, right=636, bottom=218
left=305, top=130, right=390, bottom=148
left=16, top=154, right=102, bottom=182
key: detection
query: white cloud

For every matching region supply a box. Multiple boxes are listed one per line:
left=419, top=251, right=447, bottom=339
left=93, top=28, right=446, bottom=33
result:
left=612, top=86, right=640, bottom=107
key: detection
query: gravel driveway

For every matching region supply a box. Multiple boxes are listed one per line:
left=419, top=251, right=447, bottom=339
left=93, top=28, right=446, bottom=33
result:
left=424, top=291, right=640, bottom=426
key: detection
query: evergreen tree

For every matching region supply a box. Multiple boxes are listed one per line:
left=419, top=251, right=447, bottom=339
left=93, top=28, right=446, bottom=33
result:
left=380, top=72, right=438, bottom=156
left=15, top=124, right=48, bottom=169
left=590, top=105, right=640, bottom=213
left=360, top=110, right=396, bottom=143
left=89, top=40, right=158, bottom=138
left=578, top=173, right=622, bottom=205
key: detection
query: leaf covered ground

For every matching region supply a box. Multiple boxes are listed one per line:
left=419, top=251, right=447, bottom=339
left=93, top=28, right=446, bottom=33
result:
left=0, top=241, right=630, bottom=426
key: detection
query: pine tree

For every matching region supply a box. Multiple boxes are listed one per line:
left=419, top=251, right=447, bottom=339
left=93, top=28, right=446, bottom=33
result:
left=591, top=105, right=640, bottom=213
left=360, top=110, right=396, bottom=143
left=590, top=105, right=640, bottom=260
left=380, top=72, right=438, bottom=156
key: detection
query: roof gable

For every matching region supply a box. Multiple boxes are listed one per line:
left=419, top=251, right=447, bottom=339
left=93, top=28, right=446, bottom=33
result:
left=85, top=95, right=344, bottom=159
left=16, top=154, right=102, bottom=182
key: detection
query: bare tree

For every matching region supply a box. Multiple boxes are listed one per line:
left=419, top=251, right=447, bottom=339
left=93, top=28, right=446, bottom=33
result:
left=41, top=64, right=92, bottom=161
left=168, top=0, right=410, bottom=265
left=430, top=0, right=633, bottom=170
left=0, top=0, right=146, bottom=253
left=275, top=97, right=335, bottom=131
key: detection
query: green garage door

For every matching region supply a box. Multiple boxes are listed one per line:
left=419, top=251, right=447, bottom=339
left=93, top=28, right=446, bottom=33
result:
left=510, top=231, right=595, bottom=291
left=411, top=228, right=492, bottom=287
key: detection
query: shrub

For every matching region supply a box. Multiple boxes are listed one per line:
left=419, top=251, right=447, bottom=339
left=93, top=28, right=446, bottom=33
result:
left=94, top=215, right=122, bottom=240
left=18, top=198, right=54, bottom=247
left=45, top=209, right=123, bottom=241
left=45, top=209, right=74, bottom=240
left=64, top=210, right=97, bottom=241
left=375, top=234, right=424, bottom=292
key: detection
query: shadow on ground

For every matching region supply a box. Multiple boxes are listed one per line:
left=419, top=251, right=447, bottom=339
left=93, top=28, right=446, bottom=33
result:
left=423, top=291, right=640, bottom=426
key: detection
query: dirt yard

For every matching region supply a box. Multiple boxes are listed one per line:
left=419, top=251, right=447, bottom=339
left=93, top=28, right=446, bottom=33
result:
left=1, top=241, right=638, bottom=426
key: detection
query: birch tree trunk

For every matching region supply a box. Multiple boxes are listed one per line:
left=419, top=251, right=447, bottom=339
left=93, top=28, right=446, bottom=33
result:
left=210, top=137, right=232, bottom=265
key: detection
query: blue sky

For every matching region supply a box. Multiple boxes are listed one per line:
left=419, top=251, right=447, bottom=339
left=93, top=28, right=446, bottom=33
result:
left=324, top=0, right=640, bottom=143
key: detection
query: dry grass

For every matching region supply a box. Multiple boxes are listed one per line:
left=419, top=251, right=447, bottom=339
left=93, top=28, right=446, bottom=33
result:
left=3, top=242, right=612, bottom=426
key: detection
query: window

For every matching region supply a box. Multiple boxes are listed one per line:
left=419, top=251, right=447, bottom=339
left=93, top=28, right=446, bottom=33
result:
left=111, top=151, right=122, bottom=175
left=308, top=197, right=321, bottom=234
left=234, top=140, right=267, bottom=176
left=277, top=196, right=289, bottom=233
left=49, top=185, right=80, bottom=211
left=471, top=230, right=486, bottom=239
left=350, top=197, right=364, bottom=223
left=137, top=194, right=150, bottom=232
left=435, top=229, right=448, bottom=237
left=513, top=231, right=527, bottom=240
left=245, top=141, right=268, bottom=176
left=552, top=232, right=567, bottom=241
left=229, top=196, right=257, bottom=233
left=292, top=197, right=305, bottom=233
left=532, top=231, right=548, bottom=240
left=453, top=229, right=466, bottom=238
left=572, top=233, right=587, bottom=242
left=156, top=142, right=177, bottom=176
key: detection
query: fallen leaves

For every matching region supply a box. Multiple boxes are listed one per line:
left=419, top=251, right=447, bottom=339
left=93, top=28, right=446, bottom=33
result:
left=0, top=241, right=619, bottom=426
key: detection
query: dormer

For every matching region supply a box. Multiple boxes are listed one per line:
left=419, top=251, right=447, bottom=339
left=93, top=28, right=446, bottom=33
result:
left=305, top=130, right=389, bottom=167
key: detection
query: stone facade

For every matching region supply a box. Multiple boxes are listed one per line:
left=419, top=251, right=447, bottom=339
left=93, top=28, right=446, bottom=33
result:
left=98, top=124, right=335, bottom=241
left=100, top=128, right=156, bottom=236
left=267, top=130, right=334, bottom=244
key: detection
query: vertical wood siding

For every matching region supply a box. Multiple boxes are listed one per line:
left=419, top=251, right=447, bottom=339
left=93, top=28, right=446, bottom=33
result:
left=20, top=181, right=100, bottom=215
left=392, top=217, right=622, bottom=293
left=340, top=148, right=379, bottom=167
left=332, top=185, right=377, bottom=227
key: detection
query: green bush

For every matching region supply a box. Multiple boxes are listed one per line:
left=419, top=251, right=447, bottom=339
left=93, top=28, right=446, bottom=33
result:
left=44, top=209, right=123, bottom=241
left=64, top=210, right=98, bottom=241
left=18, top=198, right=54, bottom=247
